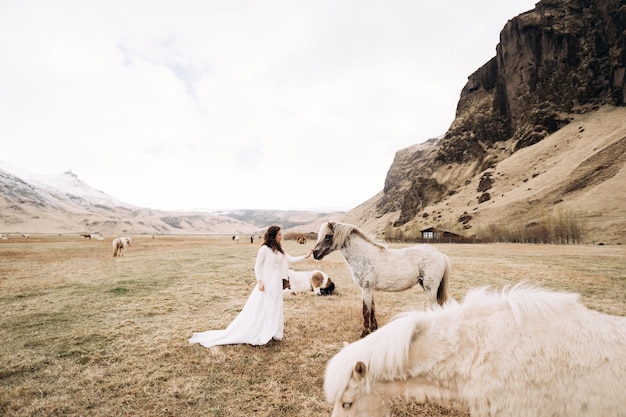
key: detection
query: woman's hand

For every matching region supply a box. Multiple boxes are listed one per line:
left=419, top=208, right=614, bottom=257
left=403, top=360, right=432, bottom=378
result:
left=258, top=281, right=265, bottom=292
left=305, top=249, right=314, bottom=258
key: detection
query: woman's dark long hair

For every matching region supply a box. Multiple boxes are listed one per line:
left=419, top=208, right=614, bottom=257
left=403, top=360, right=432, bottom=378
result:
left=263, top=225, right=284, bottom=254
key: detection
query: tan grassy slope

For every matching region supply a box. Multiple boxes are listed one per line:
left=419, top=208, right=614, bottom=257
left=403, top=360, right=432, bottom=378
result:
left=345, top=106, right=626, bottom=244
left=467, top=106, right=626, bottom=243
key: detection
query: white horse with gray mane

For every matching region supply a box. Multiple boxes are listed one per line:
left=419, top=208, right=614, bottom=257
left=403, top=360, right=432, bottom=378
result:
left=325, top=284, right=626, bottom=417
left=312, top=221, right=450, bottom=337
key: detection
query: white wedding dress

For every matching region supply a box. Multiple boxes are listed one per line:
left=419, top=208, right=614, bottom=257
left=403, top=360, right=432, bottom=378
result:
left=189, top=251, right=285, bottom=347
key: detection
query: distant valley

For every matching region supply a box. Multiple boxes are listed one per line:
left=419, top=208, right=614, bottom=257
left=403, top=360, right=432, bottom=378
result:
left=0, top=162, right=342, bottom=236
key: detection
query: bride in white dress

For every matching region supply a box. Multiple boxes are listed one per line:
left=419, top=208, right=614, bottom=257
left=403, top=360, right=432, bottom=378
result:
left=189, top=225, right=313, bottom=348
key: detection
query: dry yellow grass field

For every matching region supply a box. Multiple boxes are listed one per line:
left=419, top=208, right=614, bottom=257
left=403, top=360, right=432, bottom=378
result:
left=1, top=235, right=624, bottom=416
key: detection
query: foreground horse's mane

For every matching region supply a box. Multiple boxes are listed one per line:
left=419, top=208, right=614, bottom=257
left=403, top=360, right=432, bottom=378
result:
left=324, top=284, right=583, bottom=403
left=324, top=306, right=423, bottom=402
left=327, top=221, right=387, bottom=250
left=461, top=284, right=581, bottom=325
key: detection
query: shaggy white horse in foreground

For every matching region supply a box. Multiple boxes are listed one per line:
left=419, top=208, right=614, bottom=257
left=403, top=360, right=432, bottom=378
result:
left=325, top=285, right=626, bottom=417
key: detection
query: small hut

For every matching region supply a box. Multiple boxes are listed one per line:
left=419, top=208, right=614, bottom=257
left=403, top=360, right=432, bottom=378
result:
left=420, top=227, right=462, bottom=241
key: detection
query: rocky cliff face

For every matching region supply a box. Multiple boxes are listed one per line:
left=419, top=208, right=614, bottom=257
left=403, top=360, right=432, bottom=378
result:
left=364, top=0, right=626, bottom=242
left=450, top=0, right=626, bottom=157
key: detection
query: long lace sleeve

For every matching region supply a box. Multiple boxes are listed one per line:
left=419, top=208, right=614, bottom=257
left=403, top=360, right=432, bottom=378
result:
left=254, top=246, right=269, bottom=282
left=285, top=253, right=306, bottom=264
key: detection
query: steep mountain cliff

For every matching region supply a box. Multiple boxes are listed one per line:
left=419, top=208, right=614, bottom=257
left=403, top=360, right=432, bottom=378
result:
left=347, top=0, right=626, bottom=244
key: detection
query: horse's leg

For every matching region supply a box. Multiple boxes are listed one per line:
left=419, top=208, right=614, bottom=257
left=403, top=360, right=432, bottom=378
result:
left=370, top=297, right=378, bottom=332
left=436, top=257, right=450, bottom=305
left=425, top=275, right=449, bottom=307
left=423, top=258, right=449, bottom=306
left=360, top=288, right=377, bottom=338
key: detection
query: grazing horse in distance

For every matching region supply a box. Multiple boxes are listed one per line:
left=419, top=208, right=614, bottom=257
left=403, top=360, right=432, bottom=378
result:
left=112, top=238, right=124, bottom=257
left=81, top=233, right=91, bottom=239
left=313, top=221, right=450, bottom=337
left=296, top=236, right=307, bottom=244
left=120, top=236, right=132, bottom=248
left=324, top=285, right=626, bottom=417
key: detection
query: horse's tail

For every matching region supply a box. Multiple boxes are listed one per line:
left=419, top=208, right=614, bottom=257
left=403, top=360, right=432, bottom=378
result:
left=436, top=255, right=450, bottom=305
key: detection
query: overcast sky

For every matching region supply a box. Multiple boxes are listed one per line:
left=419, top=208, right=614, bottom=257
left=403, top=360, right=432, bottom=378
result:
left=0, top=0, right=537, bottom=211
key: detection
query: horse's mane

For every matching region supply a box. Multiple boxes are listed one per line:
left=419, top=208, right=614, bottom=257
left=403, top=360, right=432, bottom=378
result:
left=461, top=283, right=582, bottom=325
left=325, top=221, right=386, bottom=251
left=324, top=310, right=420, bottom=402
left=324, top=284, right=584, bottom=403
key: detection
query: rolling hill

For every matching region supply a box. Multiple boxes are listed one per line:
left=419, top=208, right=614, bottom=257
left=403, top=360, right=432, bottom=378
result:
left=0, top=162, right=342, bottom=236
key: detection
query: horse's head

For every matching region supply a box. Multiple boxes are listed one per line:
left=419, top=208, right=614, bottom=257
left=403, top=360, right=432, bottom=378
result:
left=328, top=361, right=391, bottom=417
left=319, top=279, right=335, bottom=296
left=313, top=221, right=339, bottom=260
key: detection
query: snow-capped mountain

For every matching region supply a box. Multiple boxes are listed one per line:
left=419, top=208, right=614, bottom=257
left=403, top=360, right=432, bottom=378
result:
left=0, top=162, right=132, bottom=209
left=0, top=162, right=258, bottom=235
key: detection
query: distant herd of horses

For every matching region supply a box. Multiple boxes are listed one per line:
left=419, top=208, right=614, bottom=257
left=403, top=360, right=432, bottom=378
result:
left=1, top=233, right=31, bottom=239
left=80, top=233, right=104, bottom=240
left=231, top=235, right=308, bottom=245
left=232, top=235, right=255, bottom=244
